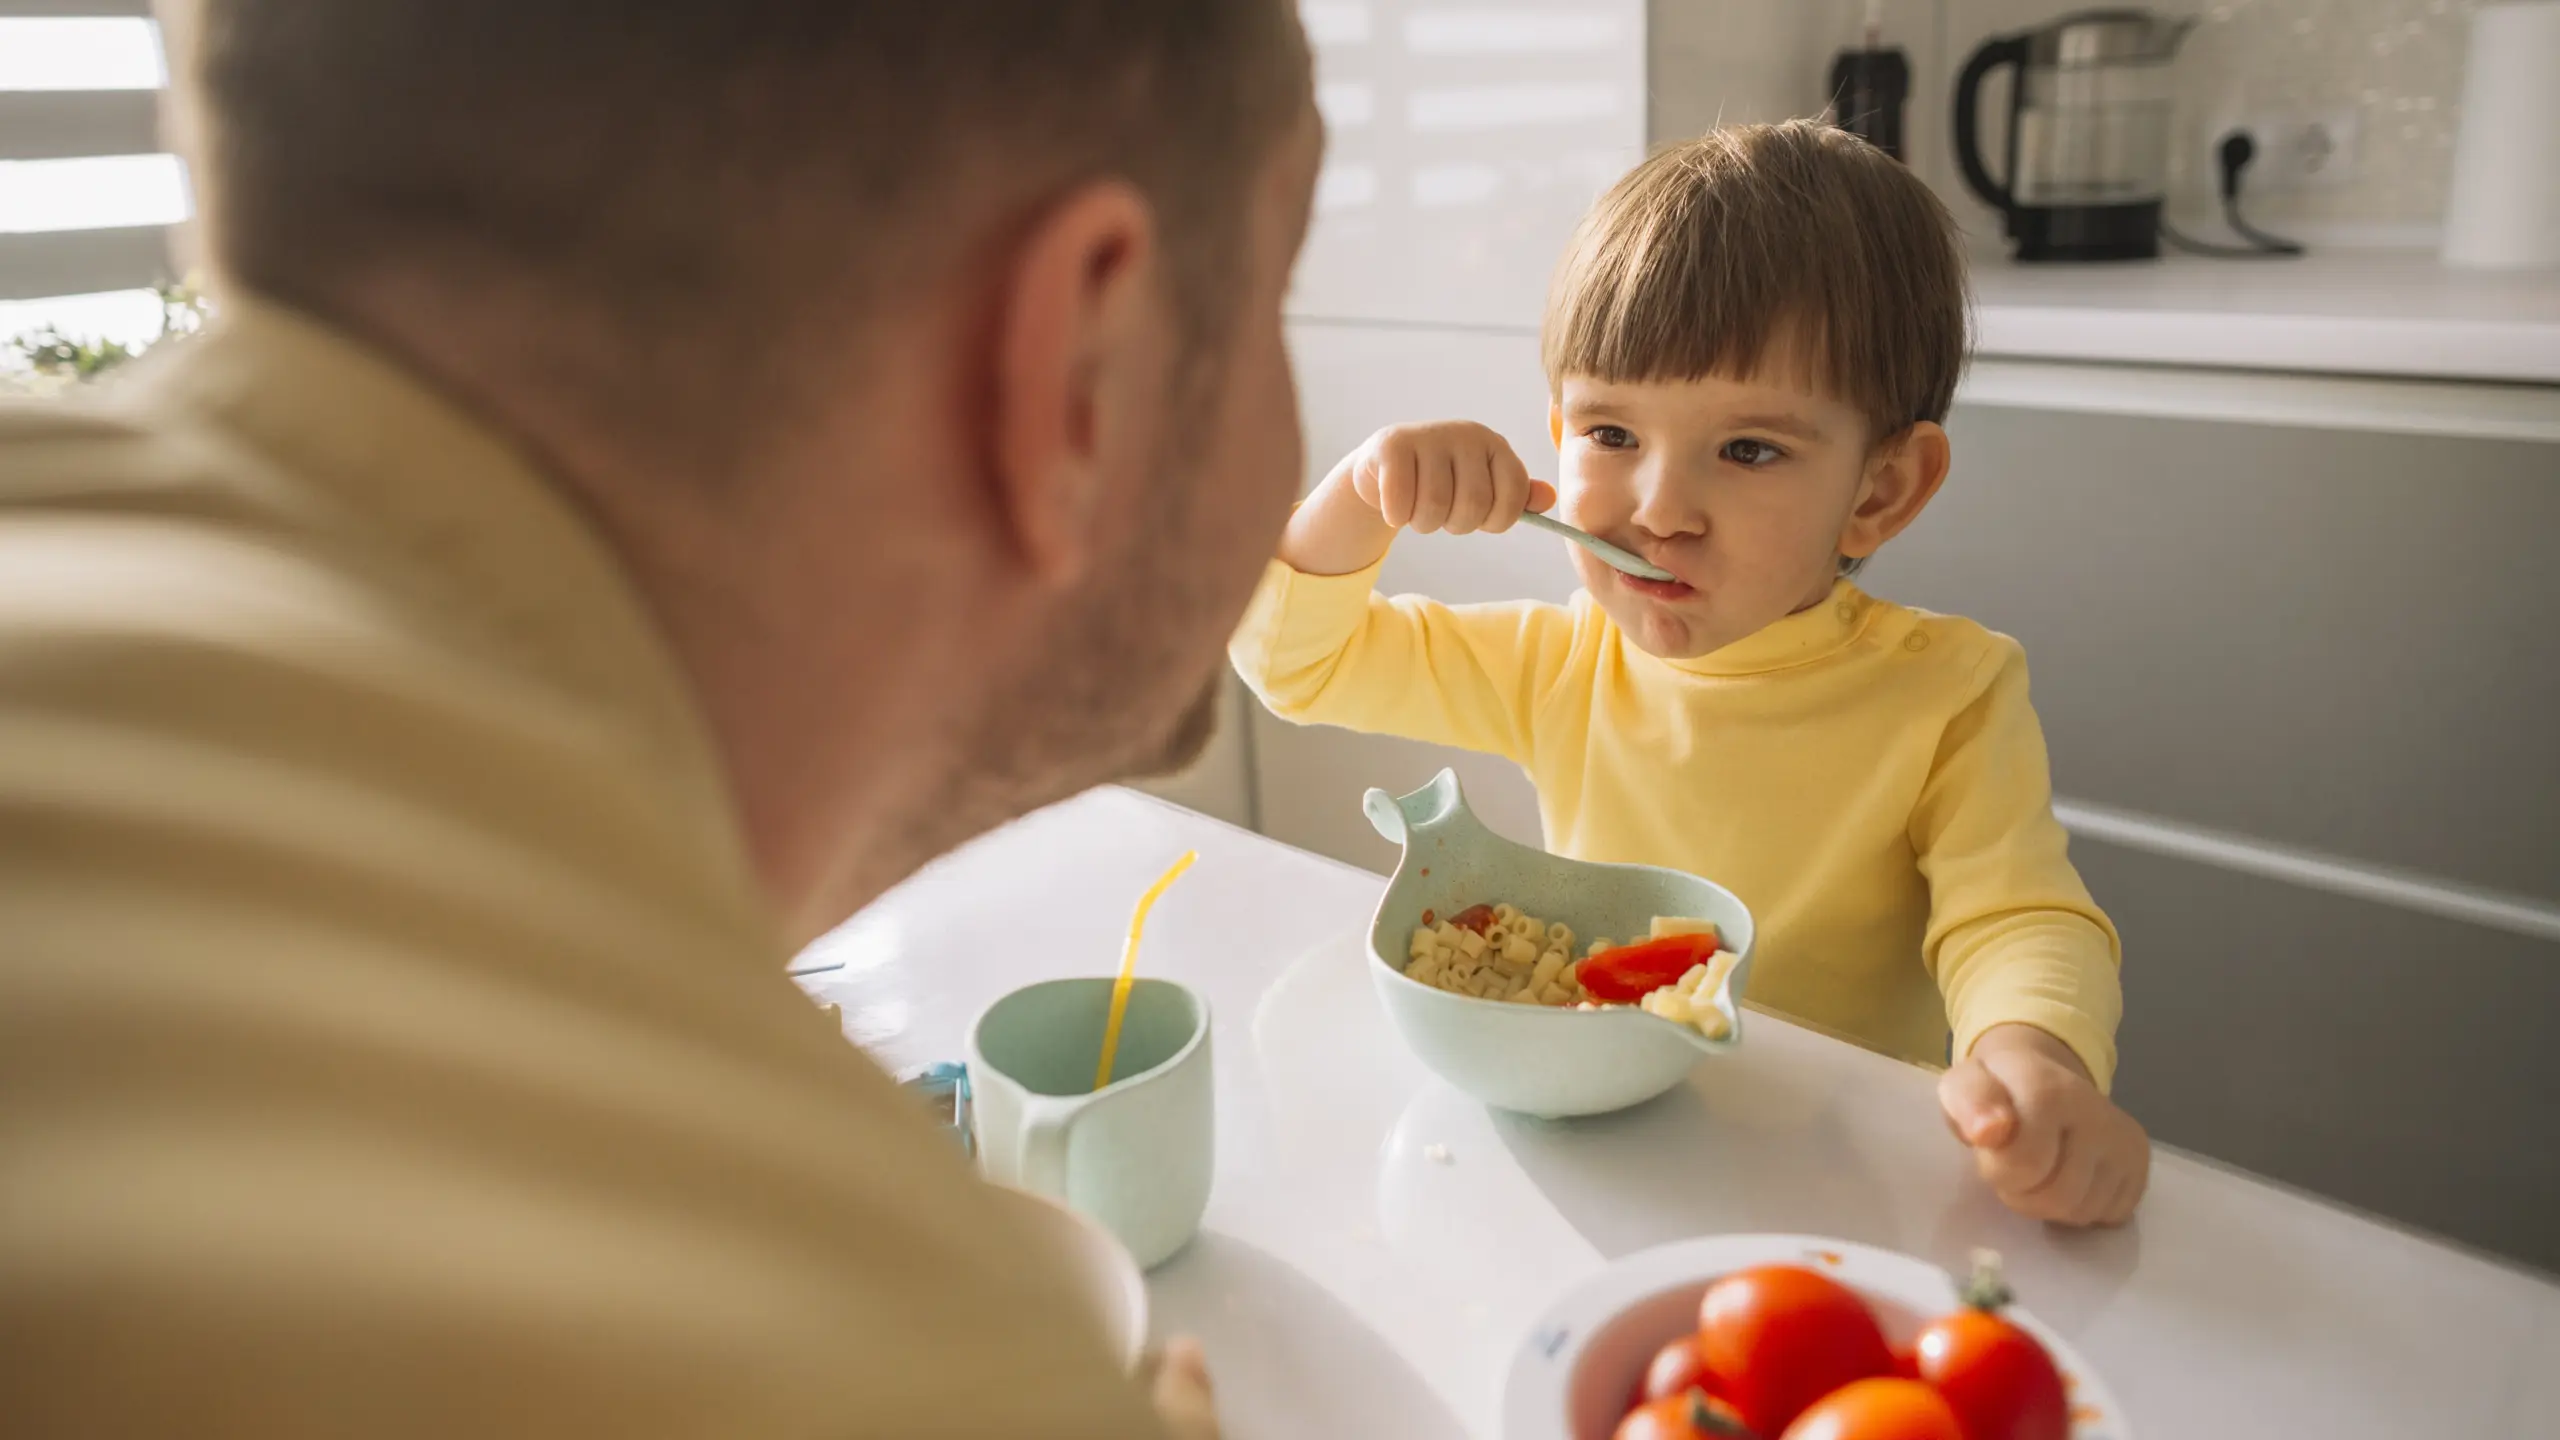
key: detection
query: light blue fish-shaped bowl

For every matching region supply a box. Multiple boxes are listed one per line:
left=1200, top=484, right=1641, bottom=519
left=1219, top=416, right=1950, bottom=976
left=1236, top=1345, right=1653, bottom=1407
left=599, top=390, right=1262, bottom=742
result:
left=1362, top=770, right=1757, bottom=1119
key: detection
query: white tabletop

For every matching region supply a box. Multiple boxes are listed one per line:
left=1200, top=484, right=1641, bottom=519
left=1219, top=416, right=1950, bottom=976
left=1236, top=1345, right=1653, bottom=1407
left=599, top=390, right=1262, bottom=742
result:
left=800, top=788, right=2560, bottom=1440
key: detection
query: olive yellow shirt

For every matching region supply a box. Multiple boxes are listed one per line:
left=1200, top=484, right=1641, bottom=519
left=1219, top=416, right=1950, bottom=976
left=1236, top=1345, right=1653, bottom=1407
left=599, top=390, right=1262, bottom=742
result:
left=1231, top=560, right=2123, bottom=1088
left=0, top=300, right=1159, bottom=1436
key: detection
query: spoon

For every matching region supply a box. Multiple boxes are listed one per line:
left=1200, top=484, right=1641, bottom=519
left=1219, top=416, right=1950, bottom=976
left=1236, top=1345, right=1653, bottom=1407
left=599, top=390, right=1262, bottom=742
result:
left=1516, top=510, right=1676, bottom=582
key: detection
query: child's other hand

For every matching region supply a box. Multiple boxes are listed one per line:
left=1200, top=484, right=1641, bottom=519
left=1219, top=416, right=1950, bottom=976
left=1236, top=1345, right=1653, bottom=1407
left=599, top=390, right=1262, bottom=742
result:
left=1345, top=420, right=1556, bottom=536
left=1938, top=1023, right=2150, bottom=1227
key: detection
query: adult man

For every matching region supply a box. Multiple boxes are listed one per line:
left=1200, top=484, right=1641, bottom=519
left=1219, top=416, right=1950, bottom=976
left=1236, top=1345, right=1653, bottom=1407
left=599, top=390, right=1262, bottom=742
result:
left=0, top=2, right=1317, bottom=1434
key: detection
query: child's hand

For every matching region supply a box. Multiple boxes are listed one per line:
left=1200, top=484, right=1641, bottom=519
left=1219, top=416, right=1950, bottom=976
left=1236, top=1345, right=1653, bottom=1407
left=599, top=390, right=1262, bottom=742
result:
left=1938, top=1024, right=2150, bottom=1227
left=1278, top=421, right=1557, bottom=577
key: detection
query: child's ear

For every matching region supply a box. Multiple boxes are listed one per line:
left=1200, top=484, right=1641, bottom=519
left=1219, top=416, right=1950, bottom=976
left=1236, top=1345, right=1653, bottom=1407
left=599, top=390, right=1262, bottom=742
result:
left=1839, top=421, right=1951, bottom=562
left=1548, top=403, right=1563, bottom=451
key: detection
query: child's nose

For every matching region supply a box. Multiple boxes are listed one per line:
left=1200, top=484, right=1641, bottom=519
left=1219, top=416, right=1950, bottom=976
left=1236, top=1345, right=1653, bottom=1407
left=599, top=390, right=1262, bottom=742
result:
left=1630, top=465, right=1705, bottom=539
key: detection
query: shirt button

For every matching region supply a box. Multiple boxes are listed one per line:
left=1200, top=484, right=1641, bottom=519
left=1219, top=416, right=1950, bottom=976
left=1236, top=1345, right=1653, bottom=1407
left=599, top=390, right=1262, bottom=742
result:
left=1835, top=601, right=1857, bottom=622
left=1904, top=631, right=1931, bottom=652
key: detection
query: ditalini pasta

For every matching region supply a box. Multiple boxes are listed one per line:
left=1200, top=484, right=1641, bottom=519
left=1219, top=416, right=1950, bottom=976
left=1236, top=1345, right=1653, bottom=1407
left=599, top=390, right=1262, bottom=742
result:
left=1400, top=905, right=1736, bottom=1038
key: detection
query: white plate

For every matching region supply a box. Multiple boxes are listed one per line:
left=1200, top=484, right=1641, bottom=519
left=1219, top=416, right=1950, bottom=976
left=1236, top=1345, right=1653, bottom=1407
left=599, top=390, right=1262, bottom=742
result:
left=1503, top=1233, right=2130, bottom=1440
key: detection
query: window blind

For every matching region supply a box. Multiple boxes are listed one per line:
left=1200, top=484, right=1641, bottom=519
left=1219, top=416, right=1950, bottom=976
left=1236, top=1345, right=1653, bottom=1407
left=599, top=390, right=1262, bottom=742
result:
left=0, top=0, right=183, bottom=304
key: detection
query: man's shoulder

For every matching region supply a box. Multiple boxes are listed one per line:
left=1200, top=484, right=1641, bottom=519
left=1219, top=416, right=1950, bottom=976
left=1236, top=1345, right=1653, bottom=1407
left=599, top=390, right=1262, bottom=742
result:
left=2, top=400, right=749, bottom=929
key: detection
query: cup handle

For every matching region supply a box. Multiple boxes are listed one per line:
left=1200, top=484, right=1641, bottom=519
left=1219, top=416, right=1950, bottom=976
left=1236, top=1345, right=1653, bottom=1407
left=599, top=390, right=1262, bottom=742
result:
left=1016, top=1097, right=1078, bottom=1202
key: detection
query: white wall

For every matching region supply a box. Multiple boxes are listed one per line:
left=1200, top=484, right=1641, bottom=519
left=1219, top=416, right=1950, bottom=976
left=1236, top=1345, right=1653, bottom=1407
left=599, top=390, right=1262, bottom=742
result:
left=1648, top=0, right=2498, bottom=247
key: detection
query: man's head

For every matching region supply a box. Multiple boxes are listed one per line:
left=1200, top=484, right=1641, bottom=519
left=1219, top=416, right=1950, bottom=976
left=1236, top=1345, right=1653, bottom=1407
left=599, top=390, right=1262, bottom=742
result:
left=173, top=1, right=1318, bottom=938
left=1539, top=121, right=1965, bottom=660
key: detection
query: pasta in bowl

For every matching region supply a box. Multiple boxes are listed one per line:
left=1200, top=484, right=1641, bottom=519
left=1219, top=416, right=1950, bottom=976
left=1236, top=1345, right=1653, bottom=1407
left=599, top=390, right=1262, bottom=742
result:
left=1362, top=770, right=1757, bottom=1119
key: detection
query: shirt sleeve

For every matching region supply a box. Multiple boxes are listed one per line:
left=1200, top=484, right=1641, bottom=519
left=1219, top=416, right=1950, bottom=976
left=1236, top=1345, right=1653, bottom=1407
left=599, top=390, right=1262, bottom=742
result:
left=1911, top=635, right=2125, bottom=1091
left=1227, top=558, right=1580, bottom=767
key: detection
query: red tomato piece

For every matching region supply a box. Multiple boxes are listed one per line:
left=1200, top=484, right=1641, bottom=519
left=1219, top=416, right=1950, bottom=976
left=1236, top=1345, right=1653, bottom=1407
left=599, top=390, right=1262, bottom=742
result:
left=1447, top=904, right=1498, bottom=935
left=1779, top=1379, right=1966, bottom=1440
left=1911, top=1253, right=2068, bottom=1440
left=1421, top=909, right=1436, bottom=927
left=1696, top=1264, right=1895, bottom=1435
left=1579, top=933, right=1718, bottom=1002
left=1641, top=1333, right=1719, bottom=1405
left=1616, top=1389, right=1753, bottom=1440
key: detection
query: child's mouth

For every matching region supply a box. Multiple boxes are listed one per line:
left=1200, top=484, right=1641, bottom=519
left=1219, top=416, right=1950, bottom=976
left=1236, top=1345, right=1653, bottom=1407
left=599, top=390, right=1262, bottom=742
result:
left=1616, top=570, right=1695, bottom=602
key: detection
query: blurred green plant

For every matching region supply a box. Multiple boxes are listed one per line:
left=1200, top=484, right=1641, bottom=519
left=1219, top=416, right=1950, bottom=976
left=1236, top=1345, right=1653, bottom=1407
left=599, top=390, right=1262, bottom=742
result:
left=4, top=279, right=213, bottom=393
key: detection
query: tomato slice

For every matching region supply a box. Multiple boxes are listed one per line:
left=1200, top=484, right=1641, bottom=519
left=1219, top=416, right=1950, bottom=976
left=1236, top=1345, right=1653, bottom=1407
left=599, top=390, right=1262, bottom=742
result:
left=1579, top=933, right=1718, bottom=1002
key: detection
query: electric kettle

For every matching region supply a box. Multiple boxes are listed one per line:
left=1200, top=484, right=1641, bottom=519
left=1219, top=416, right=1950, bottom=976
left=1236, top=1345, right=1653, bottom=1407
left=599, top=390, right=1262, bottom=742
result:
left=1954, top=8, right=2196, bottom=261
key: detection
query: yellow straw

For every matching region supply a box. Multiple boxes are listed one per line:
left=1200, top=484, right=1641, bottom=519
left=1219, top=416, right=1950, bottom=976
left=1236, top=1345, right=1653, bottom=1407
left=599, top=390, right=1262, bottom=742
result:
left=1094, top=849, right=1196, bottom=1091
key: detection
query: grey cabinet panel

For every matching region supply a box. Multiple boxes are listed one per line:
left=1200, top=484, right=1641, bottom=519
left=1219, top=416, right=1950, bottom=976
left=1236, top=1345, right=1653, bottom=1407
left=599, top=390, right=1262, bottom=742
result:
left=1867, top=406, right=2560, bottom=903
left=1876, top=402, right=2560, bottom=1272
left=2086, top=837, right=2560, bottom=1273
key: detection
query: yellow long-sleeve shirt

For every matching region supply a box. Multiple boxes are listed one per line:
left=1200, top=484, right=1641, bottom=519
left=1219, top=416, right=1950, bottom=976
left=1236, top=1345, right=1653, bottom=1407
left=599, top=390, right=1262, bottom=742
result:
left=1231, top=560, right=2123, bottom=1088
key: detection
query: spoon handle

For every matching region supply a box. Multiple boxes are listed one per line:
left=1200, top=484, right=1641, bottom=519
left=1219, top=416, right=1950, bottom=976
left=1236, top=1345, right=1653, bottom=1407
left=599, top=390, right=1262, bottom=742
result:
left=1516, top=510, right=1675, bottom=582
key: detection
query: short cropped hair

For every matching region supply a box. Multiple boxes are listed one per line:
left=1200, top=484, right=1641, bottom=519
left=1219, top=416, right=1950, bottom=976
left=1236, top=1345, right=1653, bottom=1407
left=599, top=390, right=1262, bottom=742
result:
left=1542, top=121, right=1968, bottom=444
left=183, top=1, right=1307, bottom=363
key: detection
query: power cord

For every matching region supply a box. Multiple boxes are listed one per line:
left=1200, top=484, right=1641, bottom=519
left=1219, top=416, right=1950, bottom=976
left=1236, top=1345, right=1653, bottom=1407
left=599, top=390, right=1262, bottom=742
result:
left=2160, top=130, right=2306, bottom=258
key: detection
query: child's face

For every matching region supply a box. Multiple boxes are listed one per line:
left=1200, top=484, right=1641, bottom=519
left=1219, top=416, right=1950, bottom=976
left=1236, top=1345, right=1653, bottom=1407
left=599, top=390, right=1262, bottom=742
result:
left=1552, top=350, right=1946, bottom=661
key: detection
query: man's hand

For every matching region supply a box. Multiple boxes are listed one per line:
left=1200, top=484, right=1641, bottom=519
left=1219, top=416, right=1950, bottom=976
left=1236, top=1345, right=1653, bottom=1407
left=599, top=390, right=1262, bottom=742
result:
left=1142, top=1337, right=1220, bottom=1440
left=1937, top=1023, right=2150, bottom=1227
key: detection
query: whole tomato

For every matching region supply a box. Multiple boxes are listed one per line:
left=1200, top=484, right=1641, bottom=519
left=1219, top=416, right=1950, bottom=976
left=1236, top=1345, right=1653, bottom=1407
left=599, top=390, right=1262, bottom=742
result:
left=1696, top=1265, right=1895, bottom=1434
left=1912, top=1253, right=2069, bottom=1440
left=1640, top=1333, right=1717, bottom=1405
left=1616, top=1389, right=1754, bottom=1440
left=1779, top=1379, right=1967, bottom=1440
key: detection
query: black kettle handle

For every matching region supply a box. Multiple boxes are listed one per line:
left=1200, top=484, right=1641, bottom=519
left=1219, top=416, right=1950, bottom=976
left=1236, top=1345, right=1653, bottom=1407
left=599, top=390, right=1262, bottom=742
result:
left=1953, top=34, right=2028, bottom=217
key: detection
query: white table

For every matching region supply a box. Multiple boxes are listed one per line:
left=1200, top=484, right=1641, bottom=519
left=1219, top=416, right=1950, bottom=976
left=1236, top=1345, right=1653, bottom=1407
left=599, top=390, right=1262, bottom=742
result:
left=801, top=788, right=2560, bottom=1439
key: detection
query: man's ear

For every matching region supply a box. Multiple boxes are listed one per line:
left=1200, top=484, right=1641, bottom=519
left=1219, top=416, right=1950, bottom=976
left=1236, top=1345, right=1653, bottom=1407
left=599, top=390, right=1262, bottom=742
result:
left=1840, top=421, right=1950, bottom=562
left=989, top=179, right=1161, bottom=586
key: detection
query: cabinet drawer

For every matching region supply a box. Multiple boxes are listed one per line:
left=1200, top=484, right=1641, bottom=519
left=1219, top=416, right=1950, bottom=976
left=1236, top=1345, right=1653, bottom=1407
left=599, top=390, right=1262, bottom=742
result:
left=1868, top=405, right=2560, bottom=903
left=2085, top=836, right=2560, bottom=1272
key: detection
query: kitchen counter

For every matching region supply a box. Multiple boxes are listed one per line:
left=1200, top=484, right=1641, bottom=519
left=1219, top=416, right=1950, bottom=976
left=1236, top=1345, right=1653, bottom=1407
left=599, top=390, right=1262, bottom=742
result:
left=1971, top=248, right=2560, bottom=385
left=801, top=787, right=2560, bottom=1439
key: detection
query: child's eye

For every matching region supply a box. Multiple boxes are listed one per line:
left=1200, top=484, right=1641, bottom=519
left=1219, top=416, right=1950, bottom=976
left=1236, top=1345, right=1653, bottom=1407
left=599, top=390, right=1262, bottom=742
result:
left=1583, top=425, right=1636, bottom=450
left=1721, top=438, right=1786, bottom=467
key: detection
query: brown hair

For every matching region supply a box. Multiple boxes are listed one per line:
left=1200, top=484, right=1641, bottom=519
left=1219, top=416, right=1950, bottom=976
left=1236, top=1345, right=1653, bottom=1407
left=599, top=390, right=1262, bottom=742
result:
left=1542, top=121, right=1968, bottom=443
left=183, top=1, right=1307, bottom=364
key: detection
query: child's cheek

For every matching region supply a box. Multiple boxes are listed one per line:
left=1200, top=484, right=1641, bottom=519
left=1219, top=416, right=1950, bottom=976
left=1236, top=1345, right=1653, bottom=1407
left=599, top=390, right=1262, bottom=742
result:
left=1559, top=473, right=1627, bottom=533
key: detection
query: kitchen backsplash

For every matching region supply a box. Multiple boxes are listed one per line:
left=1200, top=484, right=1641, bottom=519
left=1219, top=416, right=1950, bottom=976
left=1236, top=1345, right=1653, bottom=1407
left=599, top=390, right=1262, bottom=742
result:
left=1651, top=0, right=2491, bottom=243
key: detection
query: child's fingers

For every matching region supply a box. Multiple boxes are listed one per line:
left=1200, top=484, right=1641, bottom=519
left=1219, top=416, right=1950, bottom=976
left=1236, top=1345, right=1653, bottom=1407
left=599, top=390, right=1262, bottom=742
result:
left=1475, top=445, right=1533, bottom=533
left=1976, top=1108, right=2069, bottom=1211
left=1444, top=447, right=1499, bottom=534
left=1527, top=479, right=1558, bottom=514
left=1368, top=440, right=1418, bottom=528
left=1936, top=1058, right=2018, bottom=1151
left=2104, top=1152, right=2151, bottom=1225
left=1410, top=449, right=1459, bottom=533
left=2010, top=1134, right=2103, bottom=1222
